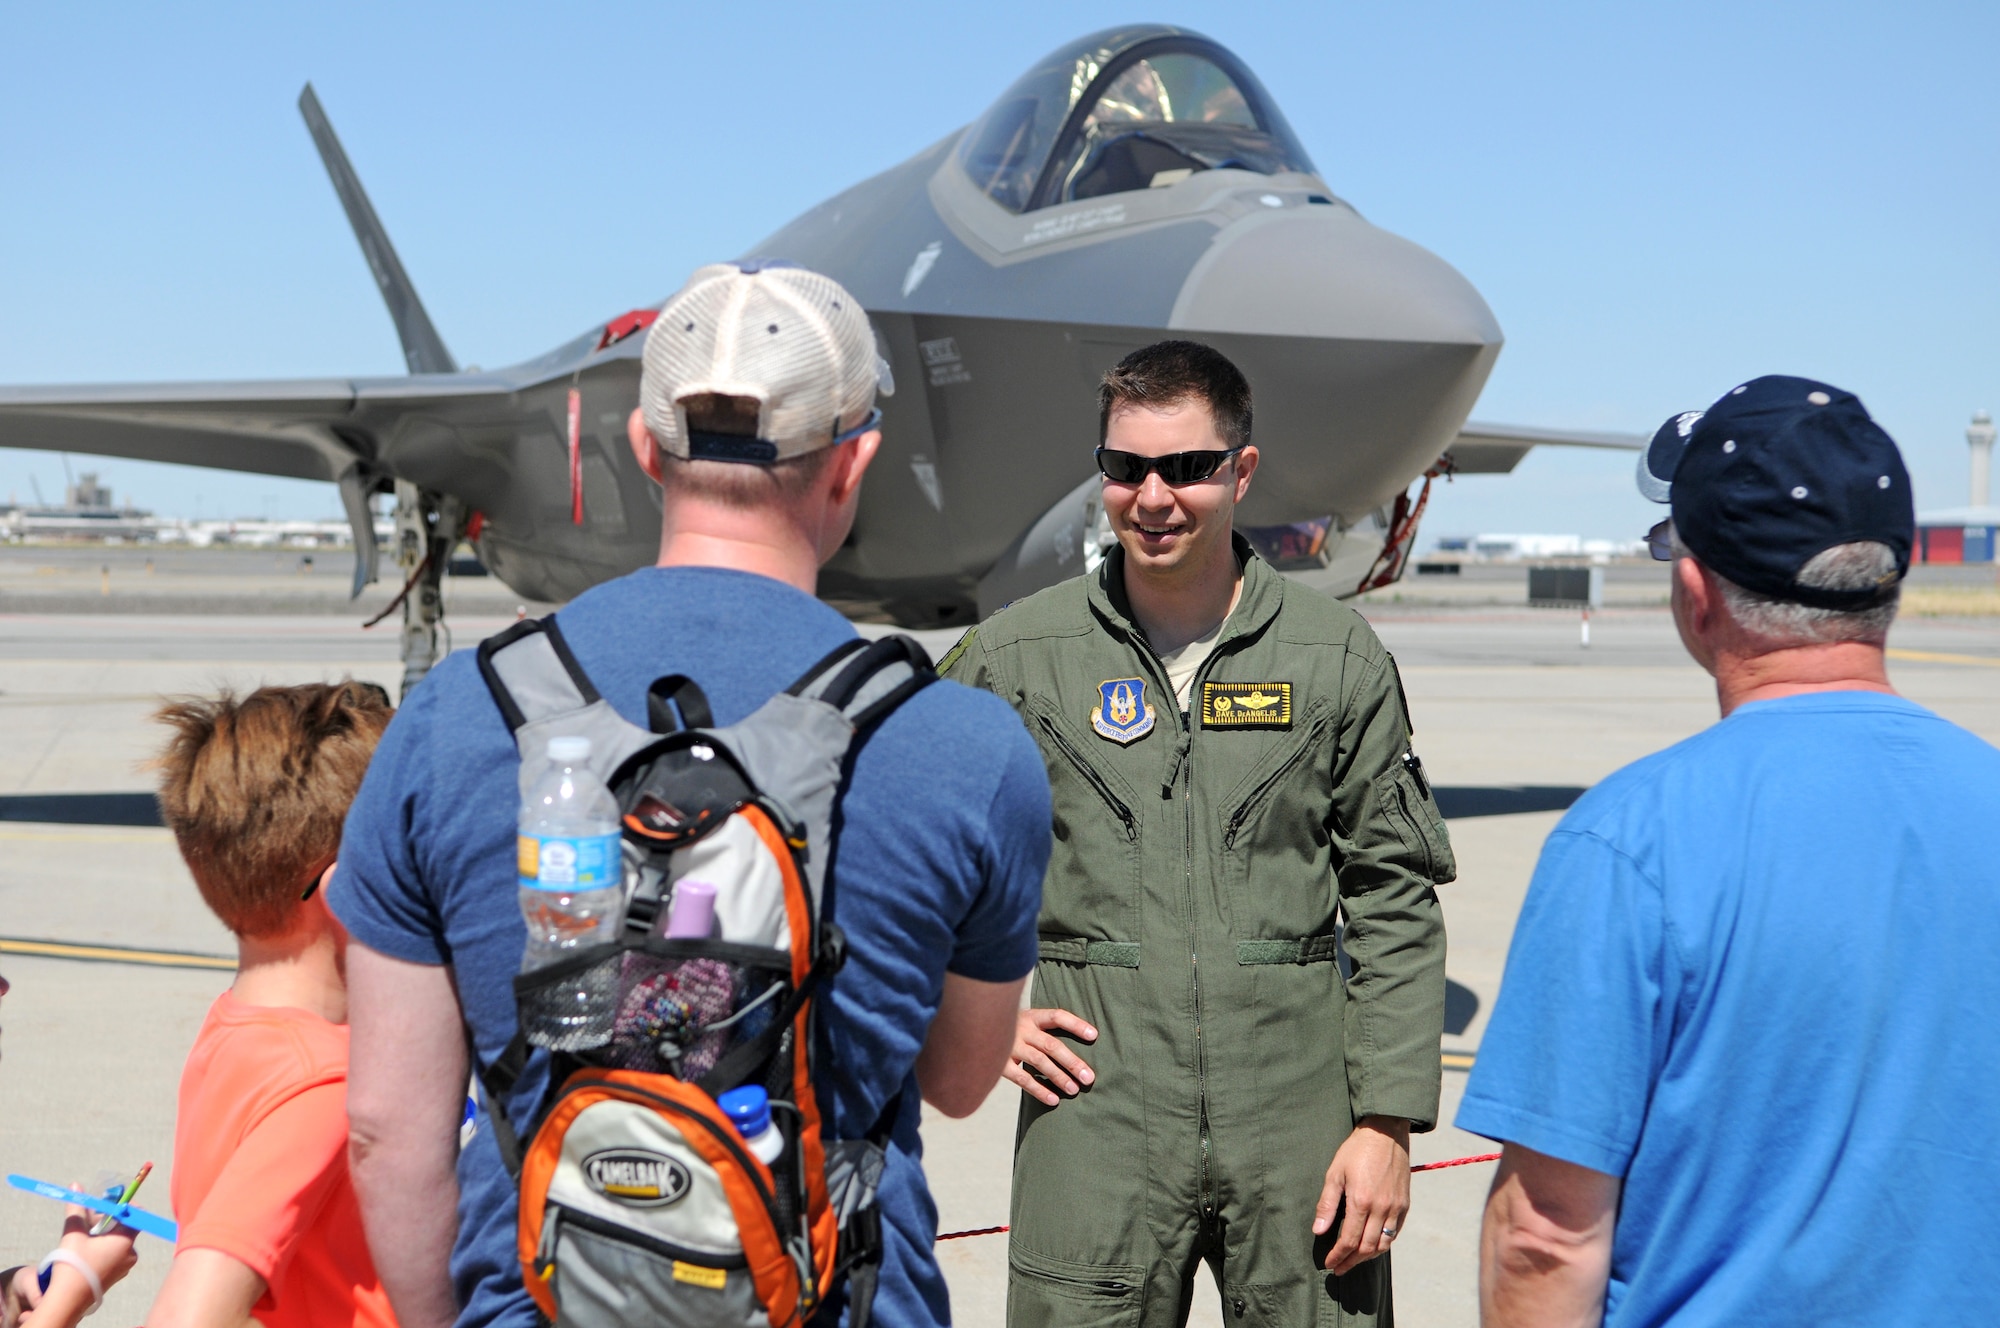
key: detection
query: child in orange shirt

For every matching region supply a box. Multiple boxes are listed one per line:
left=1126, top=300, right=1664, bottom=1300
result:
left=146, top=681, right=398, bottom=1328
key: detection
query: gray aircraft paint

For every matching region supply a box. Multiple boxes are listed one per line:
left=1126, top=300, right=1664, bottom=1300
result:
left=0, top=23, right=1638, bottom=632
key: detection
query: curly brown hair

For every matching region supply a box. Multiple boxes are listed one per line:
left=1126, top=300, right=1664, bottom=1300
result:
left=151, top=680, right=392, bottom=937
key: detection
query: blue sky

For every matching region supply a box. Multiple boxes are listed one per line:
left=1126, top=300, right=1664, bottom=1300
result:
left=2, top=2, right=1995, bottom=542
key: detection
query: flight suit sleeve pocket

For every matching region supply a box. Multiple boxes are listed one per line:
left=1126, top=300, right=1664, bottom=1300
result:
left=1373, top=764, right=1456, bottom=885
left=1008, top=1244, right=1145, bottom=1328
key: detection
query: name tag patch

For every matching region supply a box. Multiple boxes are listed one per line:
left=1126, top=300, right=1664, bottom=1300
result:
left=1201, top=681, right=1292, bottom=729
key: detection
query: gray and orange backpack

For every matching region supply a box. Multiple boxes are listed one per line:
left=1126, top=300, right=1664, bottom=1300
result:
left=472, top=617, right=934, bottom=1327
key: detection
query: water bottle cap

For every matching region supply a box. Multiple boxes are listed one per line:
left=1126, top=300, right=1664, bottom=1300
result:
left=547, top=735, right=592, bottom=763
left=716, top=1085, right=771, bottom=1138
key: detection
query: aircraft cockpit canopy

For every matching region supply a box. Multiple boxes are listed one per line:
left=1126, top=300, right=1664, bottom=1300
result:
left=958, top=26, right=1317, bottom=214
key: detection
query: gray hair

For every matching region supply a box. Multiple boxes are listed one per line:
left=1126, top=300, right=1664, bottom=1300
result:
left=1672, top=531, right=1900, bottom=645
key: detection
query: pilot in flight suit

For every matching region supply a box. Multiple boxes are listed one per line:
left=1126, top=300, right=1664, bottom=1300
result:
left=945, top=533, right=1450, bottom=1326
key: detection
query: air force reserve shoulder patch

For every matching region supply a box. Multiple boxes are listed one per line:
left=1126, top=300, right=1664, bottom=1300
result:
left=1092, top=677, right=1157, bottom=744
left=1201, top=681, right=1293, bottom=729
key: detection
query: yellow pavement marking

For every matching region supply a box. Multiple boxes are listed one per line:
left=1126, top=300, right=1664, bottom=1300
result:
left=1887, top=647, right=2000, bottom=668
left=0, top=936, right=234, bottom=971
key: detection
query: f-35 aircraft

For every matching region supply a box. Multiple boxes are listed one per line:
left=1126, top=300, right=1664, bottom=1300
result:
left=0, top=24, right=1638, bottom=689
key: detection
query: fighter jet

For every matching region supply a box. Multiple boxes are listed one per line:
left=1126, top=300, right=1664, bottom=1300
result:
left=0, top=24, right=1638, bottom=689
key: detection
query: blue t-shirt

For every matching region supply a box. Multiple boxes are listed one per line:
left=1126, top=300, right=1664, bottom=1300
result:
left=1457, top=692, right=2000, bottom=1326
left=331, top=566, right=1050, bottom=1328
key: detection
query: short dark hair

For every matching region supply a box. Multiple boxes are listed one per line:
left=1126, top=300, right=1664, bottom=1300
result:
left=1098, top=340, right=1252, bottom=449
left=151, top=681, right=393, bottom=937
left=663, top=393, right=835, bottom=508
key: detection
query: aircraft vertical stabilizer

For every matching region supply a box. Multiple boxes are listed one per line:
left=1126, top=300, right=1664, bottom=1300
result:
left=297, top=83, right=458, bottom=375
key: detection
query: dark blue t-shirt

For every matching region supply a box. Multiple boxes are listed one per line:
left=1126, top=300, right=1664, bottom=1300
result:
left=331, top=566, right=1050, bottom=1328
left=1458, top=692, right=2000, bottom=1326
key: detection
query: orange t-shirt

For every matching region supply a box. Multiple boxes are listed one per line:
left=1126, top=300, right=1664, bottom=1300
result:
left=171, top=991, right=396, bottom=1328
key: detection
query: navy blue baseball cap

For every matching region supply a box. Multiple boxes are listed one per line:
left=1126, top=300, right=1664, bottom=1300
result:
left=1637, top=375, right=1913, bottom=610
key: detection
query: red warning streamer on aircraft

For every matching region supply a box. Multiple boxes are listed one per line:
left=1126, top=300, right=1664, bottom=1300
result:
left=567, top=388, right=584, bottom=526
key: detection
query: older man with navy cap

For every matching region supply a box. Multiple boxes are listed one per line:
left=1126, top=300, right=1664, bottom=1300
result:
left=1459, top=376, right=2000, bottom=1327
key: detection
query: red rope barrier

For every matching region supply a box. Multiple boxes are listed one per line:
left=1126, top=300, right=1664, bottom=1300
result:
left=936, top=1224, right=1010, bottom=1242
left=934, top=1153, right=1502, bottom=1241
left=1412, top=1152, right=1502, bottom=1173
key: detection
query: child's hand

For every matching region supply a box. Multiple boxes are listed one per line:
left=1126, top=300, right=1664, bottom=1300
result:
left=51, top=1202, right=139, bottom=1302
left=3, top=1262, right=42, bottom=1328
left=5, top=1204, right=140, bottom=1328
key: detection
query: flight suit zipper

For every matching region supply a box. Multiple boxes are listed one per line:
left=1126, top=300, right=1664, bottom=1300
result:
left=1222, top=713, right=1332, bottom=850
left=1177, top=649, right=1227, bottom=1224
left=1034, top=712, right=1137, bottom=841
left=1184, top=730, right=1211, bottom=1217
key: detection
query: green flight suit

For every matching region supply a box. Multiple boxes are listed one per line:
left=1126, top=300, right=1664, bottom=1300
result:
left=944, top=538, right=1451, bottom=1327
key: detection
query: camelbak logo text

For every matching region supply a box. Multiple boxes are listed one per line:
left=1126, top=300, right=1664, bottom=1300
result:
left=582, top=1149, right=692, bottom=1207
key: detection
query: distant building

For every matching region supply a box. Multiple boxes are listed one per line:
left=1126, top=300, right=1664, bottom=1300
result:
left=1, top=471, right=155, bottom=540
left=1914, top=506, right=2000, bottom=564
left=65, top=471, right=116, bottom=508
left=1455, top=533, right=1647, bottom=562
left=1916, top=412, right=2000, bottom=563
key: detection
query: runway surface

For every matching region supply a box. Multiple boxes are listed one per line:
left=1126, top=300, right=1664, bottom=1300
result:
left=1, top=586, right=1994, bottom=1325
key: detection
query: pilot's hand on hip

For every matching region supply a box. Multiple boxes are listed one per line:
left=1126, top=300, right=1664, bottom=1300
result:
left=1315, top=1115, right=1412, bottom=1275
left=1004, top=1007, right=1098, bottom=1106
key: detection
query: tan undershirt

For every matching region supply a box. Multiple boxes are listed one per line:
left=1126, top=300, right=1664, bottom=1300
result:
left=1155, top=615, right=1227, bottom=710
left=1144, top=561, right=1245, bottom=711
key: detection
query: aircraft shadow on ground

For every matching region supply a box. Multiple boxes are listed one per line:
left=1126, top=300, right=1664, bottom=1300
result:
left=1432, top=786, right=1587, bottom=819
left=0, top=793, right=161, bottom=826
left=1444, top=979, right=1479, bottom=1037
left=0, top=786, right=1590, bottom=830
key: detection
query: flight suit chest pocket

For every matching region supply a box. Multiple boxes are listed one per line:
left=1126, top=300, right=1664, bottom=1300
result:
left=1218, top=702, right=1336, bottom=938
left=1025, top=695, right=1143, bottom=939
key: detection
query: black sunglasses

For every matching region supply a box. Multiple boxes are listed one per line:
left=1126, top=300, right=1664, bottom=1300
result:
left=1095, top=446, right=1244, bottom=487
left=1645, top=518, right=1675, bottom=562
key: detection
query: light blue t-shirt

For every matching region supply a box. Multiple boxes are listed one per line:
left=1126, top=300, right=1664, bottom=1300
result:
left=1458, top=691, right=2000, bottom=1327
left=331, top=566, right=1051, bottom=1328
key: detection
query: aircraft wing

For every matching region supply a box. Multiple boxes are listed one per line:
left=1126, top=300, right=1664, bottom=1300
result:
left=1446, top=421, right=1646, bottom=474
left=0, top=378, right=365, bottom=482
left=0, top=373, right=521, bottom=597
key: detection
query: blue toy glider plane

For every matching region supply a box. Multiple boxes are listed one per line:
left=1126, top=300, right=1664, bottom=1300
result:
left=6, top=1174, right=178, bottom=1242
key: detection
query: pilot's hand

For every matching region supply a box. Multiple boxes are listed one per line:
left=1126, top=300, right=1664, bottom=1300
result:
left=1314, top=1116, right=1412, bottom=1275
left=1003, top=1007, right=1098, bottom=1107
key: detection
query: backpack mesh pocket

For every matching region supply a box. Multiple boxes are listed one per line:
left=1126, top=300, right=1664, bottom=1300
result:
left=604, top=951, right=784, bottom=1079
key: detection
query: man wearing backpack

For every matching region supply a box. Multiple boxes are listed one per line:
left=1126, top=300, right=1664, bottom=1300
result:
left=329, top=260, right=1052, bottom=1328
left=944, top=341, right=1451, bottom=1326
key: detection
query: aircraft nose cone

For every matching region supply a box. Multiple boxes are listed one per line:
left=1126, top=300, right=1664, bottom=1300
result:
left=1169, top=201, right=1501, bottom=347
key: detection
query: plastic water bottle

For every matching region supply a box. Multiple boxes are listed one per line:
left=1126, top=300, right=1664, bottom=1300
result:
left=717, top=1085, right=784, bottom=1166
left=518, top=735, right=625, bottom=1048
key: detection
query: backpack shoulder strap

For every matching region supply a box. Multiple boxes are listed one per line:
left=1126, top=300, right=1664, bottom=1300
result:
left=786, top=634, right=936, bottom=734
left=476, top=616, right=600, bottom=731
left=476, top=615, right=656, bottom=782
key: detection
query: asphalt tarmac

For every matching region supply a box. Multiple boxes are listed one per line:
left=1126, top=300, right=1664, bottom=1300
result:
left=1, top=581, right=1995, bottom=1325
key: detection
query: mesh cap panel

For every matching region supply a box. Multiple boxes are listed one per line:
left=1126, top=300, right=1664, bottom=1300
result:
left=640, top=263, right=880, bottom=462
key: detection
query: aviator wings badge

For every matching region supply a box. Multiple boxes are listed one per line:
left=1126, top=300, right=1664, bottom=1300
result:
left=1201, top=681, right=1293, bottom=729
left=1091, top=677, right=1157, bottom=745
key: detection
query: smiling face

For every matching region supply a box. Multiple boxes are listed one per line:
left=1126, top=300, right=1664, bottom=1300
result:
left=1101, top=398, right=1258, bottom=584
